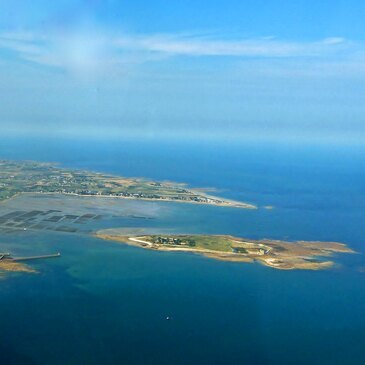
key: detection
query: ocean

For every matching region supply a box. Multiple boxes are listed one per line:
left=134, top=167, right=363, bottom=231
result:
left=0, top=136, right=364, bottom=365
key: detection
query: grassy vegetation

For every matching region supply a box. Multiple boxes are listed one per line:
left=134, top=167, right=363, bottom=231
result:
left=142, top=235, right=246, bottom=252
left=98, top=233, right=354, bottom=270
left=0, top=159, right=253, bottom=208
left=182, top=235, right=233, bottom=252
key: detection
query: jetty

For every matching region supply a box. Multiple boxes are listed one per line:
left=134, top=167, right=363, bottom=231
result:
left=0, top=252, right=61, bottom=261
left=0, top=253, right=11, bottom=260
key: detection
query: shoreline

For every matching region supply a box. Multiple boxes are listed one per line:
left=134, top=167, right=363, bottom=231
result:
left=0, top=191, right=256, bottom=209
left=95, top=233, right=355, bottom=271
left=0, top=260, right=37, bottom=275
left=0, top=159, right=257, bottom=209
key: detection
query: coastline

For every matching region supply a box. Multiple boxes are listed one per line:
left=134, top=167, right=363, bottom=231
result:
left=0, top=159, right=257, bottom=209
left=0, top=191, right=256, bottom=209
left=95, top=232, right=355, bottom=271
left=0, top=260, right=37, bottom=275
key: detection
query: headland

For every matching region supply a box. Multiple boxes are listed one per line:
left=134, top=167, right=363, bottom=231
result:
left=0, top=160, right=255, bottom=209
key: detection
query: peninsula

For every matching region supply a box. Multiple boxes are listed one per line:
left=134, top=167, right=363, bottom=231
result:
left=0, top=160, right=255, bottom=209
left=96, top=232, right=355, bottom=270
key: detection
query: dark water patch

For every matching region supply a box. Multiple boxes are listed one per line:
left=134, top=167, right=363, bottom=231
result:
left=0, top=343, right=38, bottom=365
left=63, top=214, right=79, bottom=220
left=55, top=226, right=78, bottom=233
left=0, top=211, right=26, bottom=219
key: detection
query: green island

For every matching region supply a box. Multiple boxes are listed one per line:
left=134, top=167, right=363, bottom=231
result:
left=96, top=232, right=355, bottom=270
left=0, top=159, right=356, bottom=273
left=0, top=160, right=255, bottom=209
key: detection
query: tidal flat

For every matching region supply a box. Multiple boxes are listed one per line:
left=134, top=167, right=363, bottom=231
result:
left=0, top=192, right=357, bottom=277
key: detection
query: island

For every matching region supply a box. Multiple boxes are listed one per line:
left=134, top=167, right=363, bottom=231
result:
left=95, top=232, right=355, bottom=270
left=0, top=159, right=356, bottom=274
left=0, top=252, right=60, bottom=276
left=0, top=160, right=255, bottom=209
left=0, top=255, right=36, bottom=275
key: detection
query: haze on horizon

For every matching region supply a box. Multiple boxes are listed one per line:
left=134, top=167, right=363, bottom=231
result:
left=1, top=0, right=365, bottom=144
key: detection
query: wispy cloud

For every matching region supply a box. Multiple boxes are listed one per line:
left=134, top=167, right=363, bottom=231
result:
left=1, top=30, right=364, bottom=144
left=0, top=30, right=359, bottom=75
left=0, top=31, right=115, bottom=73
left=115, top=34, right=351, bottom=57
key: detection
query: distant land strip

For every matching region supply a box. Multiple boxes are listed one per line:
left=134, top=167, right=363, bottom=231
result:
left=0, top=159, right=256, bottom=209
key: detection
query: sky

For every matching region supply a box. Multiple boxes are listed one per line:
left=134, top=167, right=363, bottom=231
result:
left=1, top=0, right=365, bottom=143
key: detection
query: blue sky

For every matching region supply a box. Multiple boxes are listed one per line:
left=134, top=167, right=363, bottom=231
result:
left=1, top=0, right=365, bottom=143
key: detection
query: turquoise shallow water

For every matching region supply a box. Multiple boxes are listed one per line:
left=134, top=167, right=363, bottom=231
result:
left=0, top=137, right=364, bottom=365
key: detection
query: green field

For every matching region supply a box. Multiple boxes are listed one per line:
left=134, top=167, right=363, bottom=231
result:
left=147, top=235, right=235, bottom=252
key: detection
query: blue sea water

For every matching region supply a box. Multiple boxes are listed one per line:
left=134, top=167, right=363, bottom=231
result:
left=0, top=137, right=365, bottom=365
